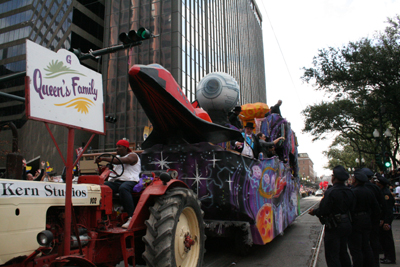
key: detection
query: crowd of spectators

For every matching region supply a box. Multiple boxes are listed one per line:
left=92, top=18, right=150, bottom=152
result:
left=386, top=169, right=400, bottom=180
left=300, top=186, right=318, bottom=197
left=22, top=159, right=64, bottom=182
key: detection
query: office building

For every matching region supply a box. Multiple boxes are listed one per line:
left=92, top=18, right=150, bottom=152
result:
left=0, top=0, right=105, bottom=172
left=298, top=153, right=316, bottom=182
left=0, top=0, right=266, bottom=173
left=100, top=0, right=266, bottom=150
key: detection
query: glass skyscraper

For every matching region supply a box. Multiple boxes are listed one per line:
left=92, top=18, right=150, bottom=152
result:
left=101, top=0, right=265, bottom=150
left=0, top=0, right=105, bottom=173
left=0, top=0, right=265, bottom=173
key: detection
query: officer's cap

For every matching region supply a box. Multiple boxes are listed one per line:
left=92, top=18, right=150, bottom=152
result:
left=376, top=175, right=390, bottom=186
left=354, top=169, right=368, bottom=183
left=360, top=167, right=374, bottom=178
left=333, top=165, right=349, bottom=181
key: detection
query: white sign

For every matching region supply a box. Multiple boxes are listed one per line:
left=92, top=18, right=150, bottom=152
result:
left=0, top=181, right=88, bottom=198
left=26, top=39, right=104, bottom=134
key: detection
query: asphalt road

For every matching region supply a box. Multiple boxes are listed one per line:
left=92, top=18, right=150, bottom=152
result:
left=122, top=195, right=400, bottom=267
left=221, top=197, right=400, bottom=267
left=203, top=196, right=323, bottom=267
left=120, top=196, right=322, bottom=267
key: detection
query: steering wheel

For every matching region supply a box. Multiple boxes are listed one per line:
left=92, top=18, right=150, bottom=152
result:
left=96, top=153, right=124, bottom=178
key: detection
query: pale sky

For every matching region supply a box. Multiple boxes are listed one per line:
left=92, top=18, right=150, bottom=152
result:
left=256, top=0, right=400, bottom=177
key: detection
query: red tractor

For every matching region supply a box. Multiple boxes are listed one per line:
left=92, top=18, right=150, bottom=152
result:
left=0, top=153, right=205, bottom=267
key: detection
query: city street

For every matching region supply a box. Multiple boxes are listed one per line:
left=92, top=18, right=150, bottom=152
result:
left=120, top=196, right=324, bottom=267
left=204, top=196, right=400, bottom=267
left=115, top=195, right=400, bottom=267
left=125, top=196, right=322, bottom=267
left=203, top=196, right=324, bottom=267
left=2, top=2, right=400, bottom=267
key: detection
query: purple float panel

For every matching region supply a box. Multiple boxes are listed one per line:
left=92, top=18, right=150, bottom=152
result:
left=141, top=142, right=300, bottom=245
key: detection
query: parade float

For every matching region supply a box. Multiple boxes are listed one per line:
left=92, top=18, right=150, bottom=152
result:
left=128, top=64, right=300, bottom=252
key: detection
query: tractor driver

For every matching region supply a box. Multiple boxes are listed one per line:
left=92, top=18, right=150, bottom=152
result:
left=95, top=139, right=141, bottom=228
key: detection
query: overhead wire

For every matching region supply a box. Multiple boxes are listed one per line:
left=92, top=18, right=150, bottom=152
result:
left=257, top=0, right=304, bottom=109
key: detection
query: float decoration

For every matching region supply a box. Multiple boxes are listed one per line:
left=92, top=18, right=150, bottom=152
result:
left=240, top=102, right=269, bottom=132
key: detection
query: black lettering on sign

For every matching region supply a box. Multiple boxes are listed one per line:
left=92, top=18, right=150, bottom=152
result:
left=90, top=197, right=97, bottom=204
left=45, top=185, right=53, bottom=196
left=1, top=183, right=15, bottom=196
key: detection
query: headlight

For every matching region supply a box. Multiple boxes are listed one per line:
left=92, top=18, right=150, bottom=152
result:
left=37, top=230, right=54, bottom=246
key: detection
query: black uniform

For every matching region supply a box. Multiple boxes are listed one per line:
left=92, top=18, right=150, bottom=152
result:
left=348, top=184, right=380, bottom=267
left=313, top=183, right=355, bottom=267
left=379, top=187, right=396, bottom=263
left=270, top=104, right=281, bottom=116
left=364, top=180, right=385, bottom=267
left=228, top=113, right=242, bottom=130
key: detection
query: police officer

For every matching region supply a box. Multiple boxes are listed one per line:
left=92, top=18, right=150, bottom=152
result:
left=376, top=176, right=396, bottom=264
left=309, top=165, right=355, bottom=267
left=361, top=168, right=385, bottom=267
left=348, top=170, right=380, bottom=267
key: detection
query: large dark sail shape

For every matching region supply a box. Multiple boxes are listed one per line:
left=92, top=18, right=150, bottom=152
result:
left=128, top=64, right=242, bottom=148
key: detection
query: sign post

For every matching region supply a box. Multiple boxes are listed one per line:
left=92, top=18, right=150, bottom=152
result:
left=25, top=40, right=105, bottom=255
left=63, top=128, right=75, bottom=255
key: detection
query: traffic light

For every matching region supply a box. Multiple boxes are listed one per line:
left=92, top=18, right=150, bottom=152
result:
left=119, top=27, right=153, bottom=44
left=384, top=152, right=392, bottom=168
left=384, top=160, right=392, bottom=168
left=136, top=27, right=152, bottom=40
left=105, top=115, right=117, bottom=123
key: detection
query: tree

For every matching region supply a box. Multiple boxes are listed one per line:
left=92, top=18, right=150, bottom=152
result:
left=302, top=15, right=400, bottom=170
left=323, top=136, right=375, bottom=171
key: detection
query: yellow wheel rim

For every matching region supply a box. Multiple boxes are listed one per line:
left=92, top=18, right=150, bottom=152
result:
left=174, top=207, right=200, bottom=267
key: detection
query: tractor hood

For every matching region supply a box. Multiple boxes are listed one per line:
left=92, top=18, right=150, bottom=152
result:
left=0, top=179, right=102, bottom=265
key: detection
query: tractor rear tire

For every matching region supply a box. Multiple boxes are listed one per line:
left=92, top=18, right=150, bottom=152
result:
left=142, top=187, right=205, bottom=267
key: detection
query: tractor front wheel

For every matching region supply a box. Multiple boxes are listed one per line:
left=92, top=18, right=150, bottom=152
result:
left=142, top=188, right=205, bottom=267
